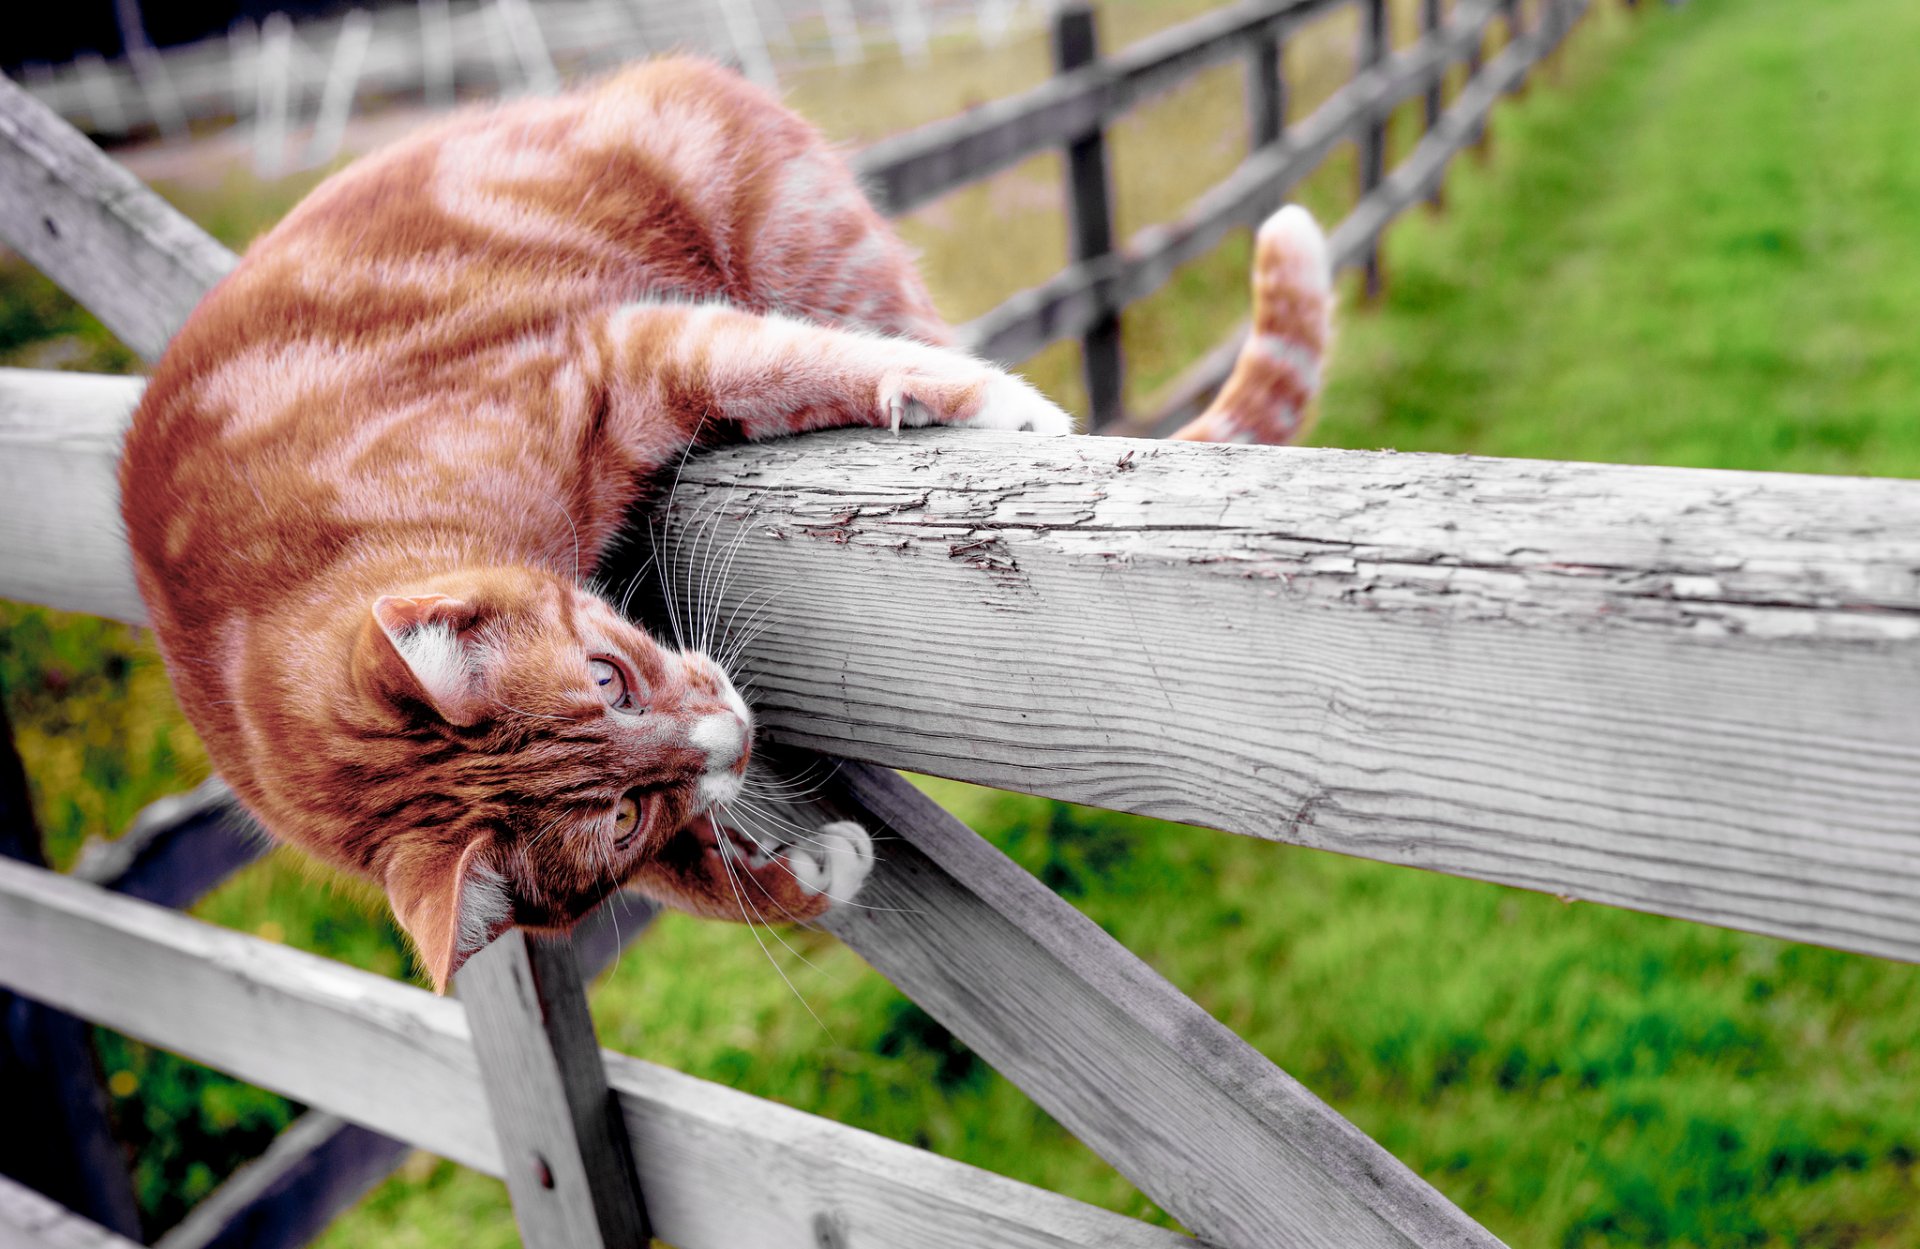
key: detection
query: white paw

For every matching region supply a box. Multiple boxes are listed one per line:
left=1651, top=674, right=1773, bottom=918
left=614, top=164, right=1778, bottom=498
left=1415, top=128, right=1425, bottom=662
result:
left=787, top=820, right=874, bottom=904
left=961, top=372, right=1076, bottom=435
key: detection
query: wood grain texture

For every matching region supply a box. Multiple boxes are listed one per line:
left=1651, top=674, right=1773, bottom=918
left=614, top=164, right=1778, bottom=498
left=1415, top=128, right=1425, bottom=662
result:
left=641, top=430, right=1920, bottom=962
left=788, top=756, right=1501, bottom=1248
left=0, top=1176, right=145, bottom=1249
left=0, top=856, right=500, bottom=1172
left=0, top=74, right=234, bottom=362
left=958, top=0, right=1502, bottom=365
left=602, top=1049, right=1189, bottom=1249
left=0, top=862, right=1188, bottom=1249
left=460, top=930, right=651, bottom=1249
left=0, top=369, right=144, bottom=625
left=8, top=377, right=1920, bottom=956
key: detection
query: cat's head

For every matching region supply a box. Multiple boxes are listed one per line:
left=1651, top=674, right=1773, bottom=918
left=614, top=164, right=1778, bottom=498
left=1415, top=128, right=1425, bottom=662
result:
left=339, top=565, right=751, bottom=991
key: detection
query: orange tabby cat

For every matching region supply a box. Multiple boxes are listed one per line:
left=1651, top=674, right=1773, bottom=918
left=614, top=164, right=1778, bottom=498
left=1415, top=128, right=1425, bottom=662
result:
left=119, top=57, right=1331, bottom=990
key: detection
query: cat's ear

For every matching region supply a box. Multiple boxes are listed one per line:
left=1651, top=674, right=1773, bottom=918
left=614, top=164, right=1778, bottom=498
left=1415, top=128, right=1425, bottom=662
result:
left=368, top=594, right=485, bottom=725
left=384, top=835, right=512, bottom=993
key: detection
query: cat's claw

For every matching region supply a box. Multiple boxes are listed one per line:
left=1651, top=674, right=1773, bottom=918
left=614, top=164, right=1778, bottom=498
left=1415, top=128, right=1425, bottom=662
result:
left=879, top=367, right=1074, bottom=435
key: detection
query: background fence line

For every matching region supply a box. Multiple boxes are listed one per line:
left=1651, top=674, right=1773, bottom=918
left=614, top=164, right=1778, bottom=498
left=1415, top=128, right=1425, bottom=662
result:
left=12, top=0, right=1048, bottom=159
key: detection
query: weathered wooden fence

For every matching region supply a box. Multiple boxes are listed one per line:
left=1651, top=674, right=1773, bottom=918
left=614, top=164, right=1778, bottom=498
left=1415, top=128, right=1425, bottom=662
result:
left=16, top=0, right=1042, bottom=160
left=6, top=0, right=1915, bottom=1246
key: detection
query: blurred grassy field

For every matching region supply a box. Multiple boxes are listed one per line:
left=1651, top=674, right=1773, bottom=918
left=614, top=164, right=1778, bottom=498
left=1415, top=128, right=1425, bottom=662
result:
left=3, top=0, right=1919, bottom=1244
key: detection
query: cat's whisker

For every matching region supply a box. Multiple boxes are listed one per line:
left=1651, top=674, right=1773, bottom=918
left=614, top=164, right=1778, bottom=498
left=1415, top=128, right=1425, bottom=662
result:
left=717, top=805, right=850, bottom=922
left=615, top=551, right=655, bottom=619
left=605, top=883, right=624, bottom=982
left=712, top=811, right=832, bottom=967
left=648, top=410, right=713, bottom=652
left=708, top=816, right=835, bottom=1039
left=724, top=797, right=917, bottom=914
left=738, top=771, right=835, bottom=801
left=692, top=490, right=748, bottom=656
left=737, top=757, right=838, bottom=801
left=712, top=585, right=800, bottom=677
left=700, top=495, right=764, bottom=657
left=675, top=482, right=737, bottom=656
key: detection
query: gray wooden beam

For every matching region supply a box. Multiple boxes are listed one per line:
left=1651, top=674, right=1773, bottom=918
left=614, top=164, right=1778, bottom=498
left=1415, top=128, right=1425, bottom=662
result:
left=853, top=0, right=1344, bottom=215
left=1357, top=0, right=1390, bottom=297
left=151, top=889, right=657, bottom=1249
left=71, top=777, right=262, bottom=907
left=797, top=755, right=1502, bottom=1248
left=460, top=930, right=651, bottom=1249
left=0, top=1175, right=145, bottom=1249
left=7, top=376, right=1920, bottom=961
left=1050, top=4, right=1125, bottom=432
left=0, top=702, right=143, bottom=1242
left=0, top=861, right=1188, bottom=1249
left=0, top=73, right=233, bottom=363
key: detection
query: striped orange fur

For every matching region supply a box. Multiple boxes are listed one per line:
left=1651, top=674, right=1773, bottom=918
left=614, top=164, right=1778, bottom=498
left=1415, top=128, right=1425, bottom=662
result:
left=1172, top=205, right=1333, bottom=445
left=120, top=59, right=1313, bottom=990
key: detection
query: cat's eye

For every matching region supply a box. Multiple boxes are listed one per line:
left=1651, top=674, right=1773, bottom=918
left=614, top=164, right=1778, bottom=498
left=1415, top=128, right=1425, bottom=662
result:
left=613, top=795, right=640, bottom=847
left=590, top=657, right=645, bottom=713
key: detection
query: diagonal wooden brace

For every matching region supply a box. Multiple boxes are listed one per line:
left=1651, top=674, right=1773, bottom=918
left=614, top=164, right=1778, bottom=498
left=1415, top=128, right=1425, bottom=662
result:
left=460, top=929, right=652, bottom=1249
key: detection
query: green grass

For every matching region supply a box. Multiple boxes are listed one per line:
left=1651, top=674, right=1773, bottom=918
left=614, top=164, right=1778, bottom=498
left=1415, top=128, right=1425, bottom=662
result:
left=3, top=0, right=1920, bottom=1244
left=1319, top=0, right=1920, bottom=479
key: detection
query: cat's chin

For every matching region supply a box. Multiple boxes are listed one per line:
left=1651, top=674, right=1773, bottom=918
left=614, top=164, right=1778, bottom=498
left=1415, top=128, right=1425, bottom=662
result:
left=695, top=768, right=745, bottom=813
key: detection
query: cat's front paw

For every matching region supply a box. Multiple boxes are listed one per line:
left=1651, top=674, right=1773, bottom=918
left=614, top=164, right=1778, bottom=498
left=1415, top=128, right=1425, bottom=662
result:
left=962, top=372, right=1075, bottom=435
left=878, top=364, right=1074, bottom=435
left=788, top=820, right=874, bottom=906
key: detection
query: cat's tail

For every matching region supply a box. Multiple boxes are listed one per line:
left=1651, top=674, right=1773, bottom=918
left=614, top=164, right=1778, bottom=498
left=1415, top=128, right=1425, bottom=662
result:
left=1168, top=205, right=1333, bottom=446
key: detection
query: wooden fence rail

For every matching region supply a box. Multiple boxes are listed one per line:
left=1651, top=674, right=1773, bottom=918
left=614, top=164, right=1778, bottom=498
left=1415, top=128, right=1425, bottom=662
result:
left=0, top=860, right=1188, bottom=1249
left=7, top=371, right=1920, bottom=967
left=5, top=4, right=1885, bottom=1249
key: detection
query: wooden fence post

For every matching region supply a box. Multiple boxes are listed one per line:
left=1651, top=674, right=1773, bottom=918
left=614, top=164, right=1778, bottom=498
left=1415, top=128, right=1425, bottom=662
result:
left=304, top=9, right=373, bottom=168
left=821, top=0, right=863, bottom=66
left=0, top=702, right=142, bottom=1241
left=422, top=0, right=456, bottom=110
left=460, top=929, right=650, bottom=1249
left=1358, top=0, right=1388, bottom=296
left=1051, top=3, right=1124, bottom=431
left=1245, top=19, right=1285, bottom=151
left=1421, top=0, right=1444, bottom=204
left=253, top=13, right=293, bottom=177
left=718, top=0, right=778, bottom=88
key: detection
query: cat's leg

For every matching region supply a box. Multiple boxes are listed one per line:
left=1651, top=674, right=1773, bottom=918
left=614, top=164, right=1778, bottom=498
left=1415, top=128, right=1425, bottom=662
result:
left=625, top=811, right=874, bottom=925
left=595, top=301, right=1074, bottom=443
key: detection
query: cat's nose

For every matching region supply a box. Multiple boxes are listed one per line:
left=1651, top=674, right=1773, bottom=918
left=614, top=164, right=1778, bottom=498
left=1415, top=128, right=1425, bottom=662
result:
left=689, top=710, right=747, bottom=771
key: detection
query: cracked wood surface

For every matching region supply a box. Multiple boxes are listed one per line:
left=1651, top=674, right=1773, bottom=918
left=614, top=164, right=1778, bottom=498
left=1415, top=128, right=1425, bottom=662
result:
left=4, top=372, right=1919, bottom=957
left=645, top=429, right=1920, bottom=962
